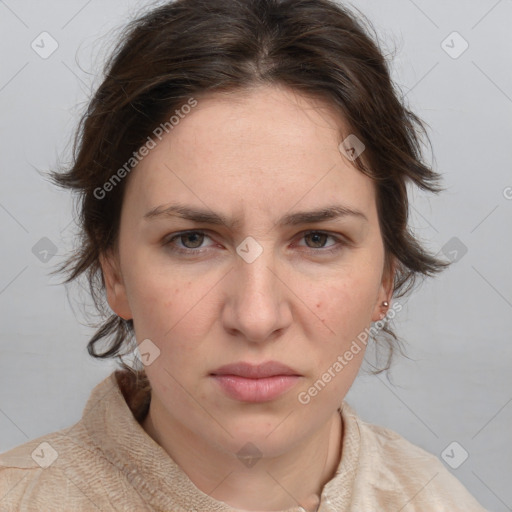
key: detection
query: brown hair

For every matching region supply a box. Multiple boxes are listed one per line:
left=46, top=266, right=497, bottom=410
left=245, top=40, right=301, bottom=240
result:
left=49, top=0, right=449, bottom=398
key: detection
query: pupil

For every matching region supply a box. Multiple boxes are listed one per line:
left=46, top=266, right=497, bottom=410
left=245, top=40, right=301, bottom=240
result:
left=309, top=233, right=325, bottom=248
left=183, top=233, right=203, bottom=248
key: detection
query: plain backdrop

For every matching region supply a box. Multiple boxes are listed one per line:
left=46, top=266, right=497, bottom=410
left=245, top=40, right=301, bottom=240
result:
left=0, top=0, right=511, bottom=510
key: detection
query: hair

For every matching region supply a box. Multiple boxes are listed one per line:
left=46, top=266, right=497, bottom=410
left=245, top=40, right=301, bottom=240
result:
left=49, top=0, right=449, bottom=405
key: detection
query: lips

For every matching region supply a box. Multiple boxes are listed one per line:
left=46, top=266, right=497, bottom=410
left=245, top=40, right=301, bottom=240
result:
left=210, top=361, right=302, bottom=402
left=211, top=361, right=300, bottom=379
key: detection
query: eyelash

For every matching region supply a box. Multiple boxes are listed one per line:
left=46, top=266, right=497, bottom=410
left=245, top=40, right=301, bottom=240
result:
left=161, top=230, right=347, bottom=257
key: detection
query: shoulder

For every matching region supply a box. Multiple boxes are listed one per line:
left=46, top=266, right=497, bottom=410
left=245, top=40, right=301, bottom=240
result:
left=341, top=403, right=489, bottom=511
left=0, top=425, right=118, bottom=511
left=0, top=372, right=147, bottom=512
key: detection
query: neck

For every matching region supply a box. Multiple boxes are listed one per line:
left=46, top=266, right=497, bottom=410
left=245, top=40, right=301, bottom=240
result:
left=142, top=400, right=342, bottom=512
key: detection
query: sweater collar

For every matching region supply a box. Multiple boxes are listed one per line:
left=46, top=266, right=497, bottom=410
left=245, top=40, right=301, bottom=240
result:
left=82, top=370, right=360, bottom=512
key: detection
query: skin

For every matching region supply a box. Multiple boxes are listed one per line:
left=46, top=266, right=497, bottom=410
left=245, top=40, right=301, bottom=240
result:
left=101, top=84, right=394, bottom=512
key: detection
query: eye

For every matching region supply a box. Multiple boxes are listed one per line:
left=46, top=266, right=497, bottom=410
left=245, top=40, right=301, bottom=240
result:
left=161, top=229, right=347, bottom=257
left=162, top=230, right=214, bottom=255
left=296, top=231, right=346, bottom=255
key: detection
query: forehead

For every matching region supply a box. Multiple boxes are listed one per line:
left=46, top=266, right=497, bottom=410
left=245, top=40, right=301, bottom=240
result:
left=171, top=85, right=344, bottom=165
left=124, top=84, right=376, bottom=218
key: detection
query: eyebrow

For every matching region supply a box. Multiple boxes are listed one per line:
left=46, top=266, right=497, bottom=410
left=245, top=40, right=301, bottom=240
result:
left=143, top=203, right=368, bottom=229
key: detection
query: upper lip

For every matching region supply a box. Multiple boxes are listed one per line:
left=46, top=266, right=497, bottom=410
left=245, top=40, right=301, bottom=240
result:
left=211, top=361, right=300, bottom=378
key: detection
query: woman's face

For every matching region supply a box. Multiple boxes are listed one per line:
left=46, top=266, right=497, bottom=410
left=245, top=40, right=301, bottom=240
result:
left=102, top=84, right=393, bottom=457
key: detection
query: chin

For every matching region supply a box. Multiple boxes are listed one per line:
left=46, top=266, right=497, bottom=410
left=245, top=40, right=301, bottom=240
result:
left=210, top=410, right=310, bottom=452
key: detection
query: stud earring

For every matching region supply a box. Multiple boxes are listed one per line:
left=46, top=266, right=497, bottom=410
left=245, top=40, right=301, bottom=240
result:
left=378, top=301, right=390, bottom=320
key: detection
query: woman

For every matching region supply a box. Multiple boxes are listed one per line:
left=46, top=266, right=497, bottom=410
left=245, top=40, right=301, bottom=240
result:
left=0, top=0, right=489, bottom=510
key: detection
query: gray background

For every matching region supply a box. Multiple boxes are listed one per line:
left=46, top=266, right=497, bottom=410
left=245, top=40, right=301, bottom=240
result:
left=0, top=0, right=511, bottom=510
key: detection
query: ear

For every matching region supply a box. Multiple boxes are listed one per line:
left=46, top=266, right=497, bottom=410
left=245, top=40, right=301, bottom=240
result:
left=99, top=249, right=133, bottom=320
left=371, top=256, right=395, bottom=322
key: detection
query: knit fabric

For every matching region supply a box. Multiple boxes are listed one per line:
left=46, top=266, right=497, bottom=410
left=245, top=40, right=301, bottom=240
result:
left=0, top=371, right=488, bottom=511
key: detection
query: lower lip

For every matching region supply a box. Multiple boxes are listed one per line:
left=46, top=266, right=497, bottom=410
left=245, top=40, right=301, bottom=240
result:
left=211, top=375, right=301, bottom=402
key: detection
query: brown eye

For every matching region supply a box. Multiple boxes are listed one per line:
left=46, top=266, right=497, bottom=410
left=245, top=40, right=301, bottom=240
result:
left=179, top=232, right=205, bottom=249
left=304, top=232, right=329, bottom=249
left=162, top=230, right=213, bottom=254
left=295, top=231, right=346, bottom=256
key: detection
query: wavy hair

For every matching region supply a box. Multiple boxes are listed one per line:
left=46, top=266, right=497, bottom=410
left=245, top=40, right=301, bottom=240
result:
left=49, top=0, right=449, bottom=401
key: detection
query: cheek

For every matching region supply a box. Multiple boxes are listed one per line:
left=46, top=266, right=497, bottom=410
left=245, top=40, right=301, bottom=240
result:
left=302, top=282, right=374, bottom=398
left=124, top=266, right=188, bottom=336
left=314, top=275, right=379, bottom=339
left=126, top=269, right=217, bottom=362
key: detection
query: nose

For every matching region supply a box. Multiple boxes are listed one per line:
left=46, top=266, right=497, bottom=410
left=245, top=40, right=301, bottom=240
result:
left=221, top=244, right=293, bottom=344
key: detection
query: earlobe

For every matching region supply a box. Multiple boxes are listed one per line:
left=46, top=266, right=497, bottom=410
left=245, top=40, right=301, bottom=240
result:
left=372, top=298, right=390, bottom=323
left=371, top=257, right=396, bottom=322
left=99, top=250, right=133, bottom=321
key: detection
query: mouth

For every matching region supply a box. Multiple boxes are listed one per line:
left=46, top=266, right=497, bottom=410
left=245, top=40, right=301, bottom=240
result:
left=210, top=361, right=302, bottom=403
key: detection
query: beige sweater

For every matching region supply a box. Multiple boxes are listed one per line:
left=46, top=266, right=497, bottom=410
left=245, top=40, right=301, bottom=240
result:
left=0, top=370, right=488, bottom=511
